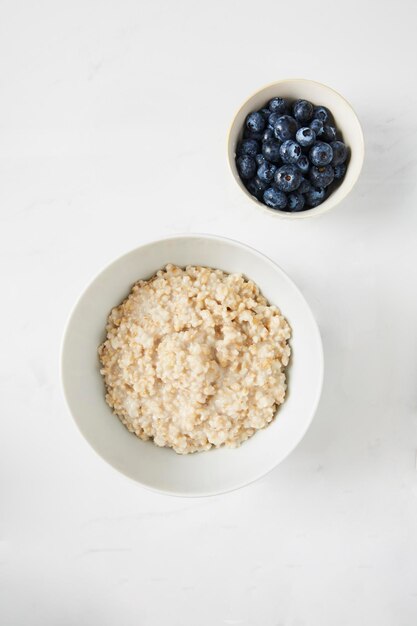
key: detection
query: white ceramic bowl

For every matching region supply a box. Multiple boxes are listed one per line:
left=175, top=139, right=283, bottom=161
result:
left=61, top=235, right=323, bottom=496
left=228, top=78, right=365, bottom=219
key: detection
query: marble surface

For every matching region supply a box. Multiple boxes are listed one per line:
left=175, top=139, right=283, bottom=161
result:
left=1, top=1, right=417, bottom=624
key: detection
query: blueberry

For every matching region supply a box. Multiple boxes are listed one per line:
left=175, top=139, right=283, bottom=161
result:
left=309, top=165, right=334, bottom=188
left=246, top=111, right=265, bottom=133
left=313, top=106, right=331, bottom=124
left=262, top=140, right=282, bottom=163
left=309, top=141, right=333, bottom=166
left=263, top=127, right=275, bottom=142
left=255, top=153, right=266, bottom=166
left=268, top=97, right=288, bottom=115
left=260, top=107, right=271, bottom=119
left=236, top=155, right=256, bottom=180
left=299, top=178, right=312, bottom=193
left=263, top=187, right=288, bottom=210
left=296, top=126, right=316, bottom=147
left=297, top=155, right=310, bottom=174
left=287, top=192, right=305, bottom=212
left=309, top=119, right=324, bottom=136
left=279, top=140, right=302, bottom=164
left=310, top=120, right=324, bottom=137
left=257, top=161, right=277, bottom=183
left=293, top=99, right=314, bottom=123
left=268, top=112, right=281, bottom=129
left=273, top=115, right=298, bottom=141
left=243, top=128, right=263, bottom=141
left=321, top=125, right=337, bottom=142
left=334, top=163, right=347, bottom=180
left=305, top=187, right=326, bottom=207
left=246, top=176, right=267, bottom=200
left=238, top=139, right=259, bottom=157
left=274, top=164, right=302, bottom=192
left=330, top=141, right=348, bottom=165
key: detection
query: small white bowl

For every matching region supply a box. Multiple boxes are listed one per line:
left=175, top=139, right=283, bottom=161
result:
left=228, top=78, right=365, bottom=219
left=61, top=235, right=323, bottom=496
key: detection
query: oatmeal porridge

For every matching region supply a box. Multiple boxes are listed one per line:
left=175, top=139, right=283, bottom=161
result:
left=98, top=264, right=291, bottom=454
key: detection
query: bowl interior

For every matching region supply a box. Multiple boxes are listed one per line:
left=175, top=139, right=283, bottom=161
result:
left=61, top=236, right=323, bottom=496
left=228, top=79, right=364, bottom=218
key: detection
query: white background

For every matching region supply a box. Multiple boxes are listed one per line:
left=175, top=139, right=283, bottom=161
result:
left=1, top=1, right=417, bottom=624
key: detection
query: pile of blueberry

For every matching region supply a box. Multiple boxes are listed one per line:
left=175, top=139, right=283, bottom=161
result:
left=235, top=97, right=348, bottom=212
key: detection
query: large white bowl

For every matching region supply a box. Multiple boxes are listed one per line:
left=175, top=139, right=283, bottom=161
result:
left=228, top=78, right=365, bottom=219
left=61, top=235, right=323, bottom=496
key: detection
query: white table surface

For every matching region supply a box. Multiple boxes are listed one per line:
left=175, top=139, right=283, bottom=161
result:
left=1, top=1, right=417, bottom=624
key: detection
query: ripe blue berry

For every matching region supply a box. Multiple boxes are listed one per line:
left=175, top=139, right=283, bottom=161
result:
left=262, top=140, right=282, bottom=163
left=309, top=165, right=334, bottom=188
left=305, top=187, right=326, bottom=207
left=334, top=163, right=347, bottom=180
left=263, top=127, right=274, bottom=142
left=268, top=112, right=281, bottom=129
left=293, top=99, right=314, bottom=123
left=238, top=139, right=259, bottom=157
left=297, top=155, right=309, bottom=174
left=257, top=161, right=277, bottom=183
left=296, top=127, right=316, bottom=147
left=273, top=115, right=298, bottom=141
left=243, top=128, right=263, bottom=141
left=309, top=119, right=324, bottom=136
left=279, top=140, right=302, bottom=164
left=313, top=106, right=331, bottom=124
left=309, top=141, right=333, bottom=166
left=268, top=97, right=288, bottom=115
left=255, top=153, right=266, bottom=166
left=330, top=141, right=348, bottom=165
left=321, top=125, right=337, bottom=142
left=246, top=111, right=265, bottom=133
left=236, top=155, right=256, bottom=179
left=287, top=192, right=305, bottom=212
left=274, top=164, right=302, bottom=192
left=246, top=176, right=267, bottom=199
left=263, top=187, right=288, bottom=210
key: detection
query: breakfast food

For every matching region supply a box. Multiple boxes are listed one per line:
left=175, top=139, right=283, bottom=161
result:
left=236, top=97, right=349, bottom=212
left=98, top=264, right=291, bottom=454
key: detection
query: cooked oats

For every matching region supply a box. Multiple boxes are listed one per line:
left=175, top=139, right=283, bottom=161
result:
left=98, top=264, right=291, bottom=454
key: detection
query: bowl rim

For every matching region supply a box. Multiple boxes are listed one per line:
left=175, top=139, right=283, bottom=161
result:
left=227, top=77, right=365, bottom=220
left=60, top=233, right=324, bottom=497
